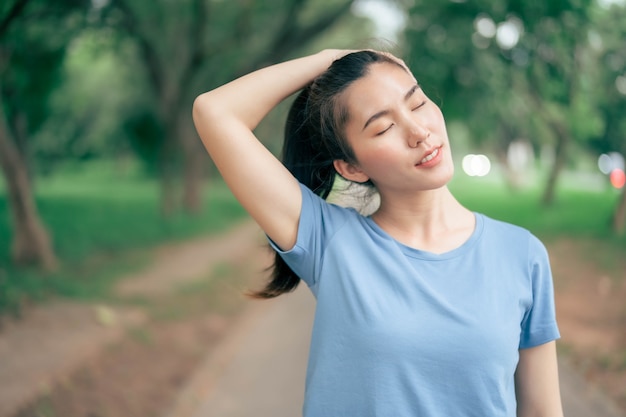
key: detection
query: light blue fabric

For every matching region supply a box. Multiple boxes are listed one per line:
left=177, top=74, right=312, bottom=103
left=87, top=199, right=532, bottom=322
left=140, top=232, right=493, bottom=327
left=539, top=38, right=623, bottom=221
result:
left=271, top=183, right=560, bottom=417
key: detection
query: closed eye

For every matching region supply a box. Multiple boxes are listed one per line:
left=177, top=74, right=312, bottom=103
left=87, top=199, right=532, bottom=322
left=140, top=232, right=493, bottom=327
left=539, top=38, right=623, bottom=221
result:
left=376, top=123, right=394, bottom=136
left=412, top=100, right=427, bottom=111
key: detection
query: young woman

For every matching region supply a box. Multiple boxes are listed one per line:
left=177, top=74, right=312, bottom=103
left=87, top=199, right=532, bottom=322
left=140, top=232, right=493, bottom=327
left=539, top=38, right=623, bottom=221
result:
left=192, top=49, right=563, bottom=417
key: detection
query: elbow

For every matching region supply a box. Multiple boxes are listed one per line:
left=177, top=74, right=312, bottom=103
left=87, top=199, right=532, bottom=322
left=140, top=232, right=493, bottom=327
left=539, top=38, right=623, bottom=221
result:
left=192, top=93, right=217, bottom=149
left=192, top=92, right=224, bottom=140
left=192, top=93, right=215, bottom=125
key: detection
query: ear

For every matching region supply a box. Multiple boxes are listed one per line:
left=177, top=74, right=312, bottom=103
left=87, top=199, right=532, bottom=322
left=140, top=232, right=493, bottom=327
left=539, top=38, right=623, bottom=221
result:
left=333, top=159, right=370, bottom=183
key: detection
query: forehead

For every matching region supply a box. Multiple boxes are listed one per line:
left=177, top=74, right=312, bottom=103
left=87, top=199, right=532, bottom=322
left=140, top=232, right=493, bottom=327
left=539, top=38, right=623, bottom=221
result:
left=341, top=62, right=417, bottom=120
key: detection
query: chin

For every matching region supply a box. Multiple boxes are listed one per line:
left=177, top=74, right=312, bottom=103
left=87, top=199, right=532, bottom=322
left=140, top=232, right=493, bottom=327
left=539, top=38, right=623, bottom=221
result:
left=432, top=166, right=455, bottom=189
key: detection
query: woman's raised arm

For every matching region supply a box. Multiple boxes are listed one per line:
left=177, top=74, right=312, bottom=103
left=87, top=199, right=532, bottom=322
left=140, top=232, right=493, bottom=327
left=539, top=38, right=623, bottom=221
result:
left=192, top=50, right=343, bottom=250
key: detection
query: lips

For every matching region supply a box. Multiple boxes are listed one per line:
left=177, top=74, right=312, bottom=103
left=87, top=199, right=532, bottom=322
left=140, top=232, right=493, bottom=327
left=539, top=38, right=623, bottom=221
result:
left=416, top=147, right=440, bottom=165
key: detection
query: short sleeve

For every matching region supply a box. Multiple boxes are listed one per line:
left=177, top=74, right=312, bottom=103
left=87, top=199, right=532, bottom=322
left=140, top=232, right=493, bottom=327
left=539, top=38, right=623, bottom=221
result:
left=267, top=183, right=352, bottom=293
left=519, top=236, right=561, bottom=349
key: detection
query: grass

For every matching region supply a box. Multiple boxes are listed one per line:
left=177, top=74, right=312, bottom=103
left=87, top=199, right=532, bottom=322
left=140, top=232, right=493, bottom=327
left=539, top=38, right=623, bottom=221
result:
left=2, top=162, right=246, bottom=262
left=449, top=172, right=624, bottom=243
left=1, top=162, right=624, bottom=317
left=0, top=160, right=248, bottom=317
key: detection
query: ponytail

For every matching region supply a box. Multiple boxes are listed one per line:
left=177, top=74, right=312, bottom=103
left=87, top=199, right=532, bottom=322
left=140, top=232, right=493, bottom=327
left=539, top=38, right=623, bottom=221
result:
left=249, top=50, right=398, bottom=298
left=249, top=86, right=337, bottom=298
left=283, top=87, right=338, bottom=200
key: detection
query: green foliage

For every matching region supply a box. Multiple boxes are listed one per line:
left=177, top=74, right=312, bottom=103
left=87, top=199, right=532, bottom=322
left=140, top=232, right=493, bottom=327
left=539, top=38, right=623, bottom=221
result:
left=401, top=0, right=624, bottom=154
left=400, top=0, right=626, bottom=212
left=3, top=0, right=369, bottom=178
left=587, top=5, right=626, bottom=156
left=17, top=0, right=368, bottom=178
left=33, top=29, right=151, bottom=170
left=0, top=161, right=248, bottom=317
left=1, top=0, right=89, bottom=141
left=450, top=173, right=624, bottom=242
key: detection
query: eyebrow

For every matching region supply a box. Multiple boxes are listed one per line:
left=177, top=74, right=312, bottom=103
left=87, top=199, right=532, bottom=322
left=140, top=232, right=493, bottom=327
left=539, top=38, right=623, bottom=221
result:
left=362, top=84, right=421, bottom=131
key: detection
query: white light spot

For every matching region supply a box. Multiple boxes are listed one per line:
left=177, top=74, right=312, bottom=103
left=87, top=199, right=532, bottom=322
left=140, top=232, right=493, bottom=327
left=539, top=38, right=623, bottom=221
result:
left=496, top=21, right=520, bottom=50
left=598, top=154, right=613, bottom=174
left=462, top=154, right=492, bottom=177
left=599, top=152, right=626, bottom=174
left=475, top=15, right=497, bottom=38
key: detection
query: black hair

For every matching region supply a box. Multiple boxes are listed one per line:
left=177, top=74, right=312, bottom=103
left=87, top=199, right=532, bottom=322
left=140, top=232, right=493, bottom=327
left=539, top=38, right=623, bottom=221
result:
left=250, top=50, right=403, bottom=299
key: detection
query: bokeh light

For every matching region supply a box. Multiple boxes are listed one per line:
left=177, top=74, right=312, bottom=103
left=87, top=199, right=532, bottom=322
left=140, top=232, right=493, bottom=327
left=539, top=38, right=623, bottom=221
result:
left=610, top=169, right=626, bottom=189
left=598, top=152, right=625, bottom=174
left=496, top=18, right=523, bottom=50
left=462, top=154, right=491, bottom=177
left=474, top=15, right=496, bottom=38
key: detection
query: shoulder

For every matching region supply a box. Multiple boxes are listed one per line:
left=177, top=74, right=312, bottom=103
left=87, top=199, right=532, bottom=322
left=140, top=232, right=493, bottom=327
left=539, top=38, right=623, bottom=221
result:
left=477, top=213, right=547, bottom=258
left=298, top=182, right=365, bottom=238
left=479, top=213, right=530, bottom=237
left=300, top=183, right=360, bottom=216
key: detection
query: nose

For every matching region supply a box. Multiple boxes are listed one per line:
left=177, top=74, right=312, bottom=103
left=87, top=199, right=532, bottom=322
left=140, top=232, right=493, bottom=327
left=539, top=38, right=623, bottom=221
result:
left=408, top=123, right=430, bottom=148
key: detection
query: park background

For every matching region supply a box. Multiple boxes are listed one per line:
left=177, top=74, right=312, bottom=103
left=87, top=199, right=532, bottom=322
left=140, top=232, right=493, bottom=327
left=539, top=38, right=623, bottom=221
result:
left=1, top=0, right=625, bottom=416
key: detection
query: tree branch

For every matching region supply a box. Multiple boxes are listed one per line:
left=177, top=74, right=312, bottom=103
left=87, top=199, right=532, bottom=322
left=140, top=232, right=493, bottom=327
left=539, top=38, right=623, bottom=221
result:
left=187, top=0, right=210, bottom=71
left=111, top=0, right=164, bottom=96
left=0, top=0, right=31, bottom=38
left=244, top=0, right=353, bottom=73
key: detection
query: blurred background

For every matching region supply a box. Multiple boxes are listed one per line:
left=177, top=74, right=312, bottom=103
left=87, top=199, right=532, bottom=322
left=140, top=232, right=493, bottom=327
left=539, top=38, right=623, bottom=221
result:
left=1, top=0, right=625, bottom=416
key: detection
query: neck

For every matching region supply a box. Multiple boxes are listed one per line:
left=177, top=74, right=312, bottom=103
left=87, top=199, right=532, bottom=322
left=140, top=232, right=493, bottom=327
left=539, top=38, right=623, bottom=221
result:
left=371, top=187, right=475, bottom=253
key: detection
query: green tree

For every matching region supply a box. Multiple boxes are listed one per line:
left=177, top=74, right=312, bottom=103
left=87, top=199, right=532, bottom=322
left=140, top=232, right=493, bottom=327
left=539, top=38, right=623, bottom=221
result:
left=585, top=3, right=626, bottom=233
left=31, top=30, right=147, bottom=170
left=402, top=0, right=599, bottom=204
left=97, top=0, right=359, bottom=216
left=0, top=0, right=89, bottom=270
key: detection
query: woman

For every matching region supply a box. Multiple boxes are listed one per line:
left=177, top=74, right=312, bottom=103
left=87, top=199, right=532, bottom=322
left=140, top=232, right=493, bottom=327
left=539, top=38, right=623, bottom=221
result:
left=192, top=49, right=563, bottom=416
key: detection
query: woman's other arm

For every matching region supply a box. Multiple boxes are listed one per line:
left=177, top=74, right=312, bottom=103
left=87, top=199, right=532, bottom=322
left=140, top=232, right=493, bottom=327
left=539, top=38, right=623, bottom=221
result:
left=192, top=50, right=342, bottom=250
left=515, top=341, right=564, bottom=417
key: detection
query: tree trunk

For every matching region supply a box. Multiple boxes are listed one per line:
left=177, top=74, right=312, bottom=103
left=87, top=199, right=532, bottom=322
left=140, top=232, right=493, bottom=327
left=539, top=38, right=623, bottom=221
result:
left=541, top=122, right=569, bottom=207
left=155, top=73, right=181, bottom=217
left=158, top=136, right=178, bottom=217
left=613, top=185, right=626, bottom=235
left=182, top=152, right=204, bottom=214
left=0, top=93, right=57, bottom=270
left=181, top=116, right=205, bottom=214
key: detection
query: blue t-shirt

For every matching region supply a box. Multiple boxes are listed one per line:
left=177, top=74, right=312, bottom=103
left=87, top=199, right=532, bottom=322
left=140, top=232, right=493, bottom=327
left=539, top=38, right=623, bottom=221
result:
left=271, top=184, right=560, bottom=417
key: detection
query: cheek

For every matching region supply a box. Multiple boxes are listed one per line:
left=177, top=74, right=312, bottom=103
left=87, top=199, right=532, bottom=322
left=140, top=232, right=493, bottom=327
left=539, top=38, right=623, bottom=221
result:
left=354, top=144, right=400, bottom=171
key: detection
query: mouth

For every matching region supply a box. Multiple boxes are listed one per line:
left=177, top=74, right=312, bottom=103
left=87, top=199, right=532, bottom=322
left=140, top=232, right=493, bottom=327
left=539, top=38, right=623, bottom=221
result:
left=416, top=147, right=440, bottom=166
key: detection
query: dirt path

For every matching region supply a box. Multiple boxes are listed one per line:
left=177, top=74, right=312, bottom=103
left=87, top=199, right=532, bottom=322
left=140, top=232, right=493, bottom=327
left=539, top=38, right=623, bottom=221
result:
left=165, top=286, right=314, bottom=417
left=2, top=219, right=625, bottom=416
left=1, top=220, right=268, bottom=417
left=550, top=238, right=626, bottom=415
left=0, top=302, right=146, bottom=417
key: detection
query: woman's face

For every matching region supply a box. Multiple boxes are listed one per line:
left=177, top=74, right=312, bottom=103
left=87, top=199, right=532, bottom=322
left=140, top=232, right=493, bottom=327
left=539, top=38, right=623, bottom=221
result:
left=335, top=62, right=454, bottom=195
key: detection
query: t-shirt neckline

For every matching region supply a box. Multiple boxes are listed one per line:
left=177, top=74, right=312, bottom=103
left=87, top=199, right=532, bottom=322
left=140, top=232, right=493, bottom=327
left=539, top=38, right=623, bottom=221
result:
left=363, top=212, right=484, bottom=260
